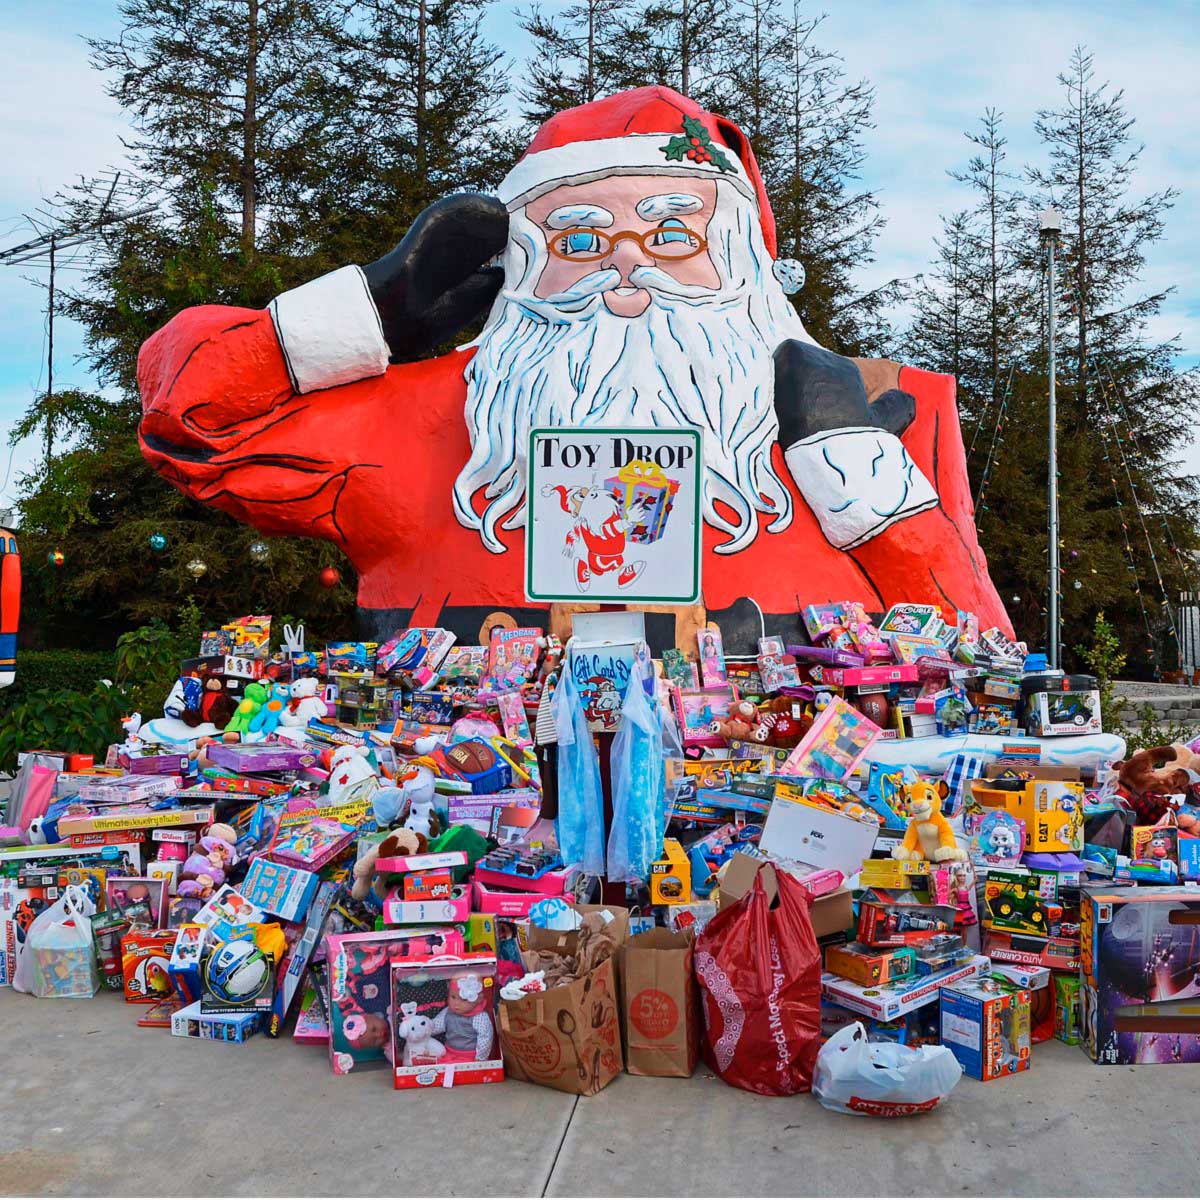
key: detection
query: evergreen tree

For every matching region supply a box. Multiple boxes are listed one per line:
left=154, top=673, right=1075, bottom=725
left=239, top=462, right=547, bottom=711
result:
left=518, top=0, right=635, bottom=126
left=11, top=0, right=513, bottom=647
left=612, top=0, right=733, bottom=109
left=766, top=4, right=894, bottom=354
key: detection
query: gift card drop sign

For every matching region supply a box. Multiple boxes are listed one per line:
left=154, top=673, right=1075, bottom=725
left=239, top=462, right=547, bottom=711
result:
left=526, top=427, right=702, bottom=605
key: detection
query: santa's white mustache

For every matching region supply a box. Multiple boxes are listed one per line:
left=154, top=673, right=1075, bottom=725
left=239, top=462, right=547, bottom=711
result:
left=533, top=264, right=723, bottom=307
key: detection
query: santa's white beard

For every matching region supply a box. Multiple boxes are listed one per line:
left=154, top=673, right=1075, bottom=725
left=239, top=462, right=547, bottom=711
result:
left=454, top=188, right=815, bottom=554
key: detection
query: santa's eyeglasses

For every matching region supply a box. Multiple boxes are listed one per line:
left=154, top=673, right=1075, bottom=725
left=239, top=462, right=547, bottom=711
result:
left=548, top=221, right=707, bottom=263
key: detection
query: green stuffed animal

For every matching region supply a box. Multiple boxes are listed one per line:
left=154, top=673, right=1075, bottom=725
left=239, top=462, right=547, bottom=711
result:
left=224, top=681, right=269, bottom=736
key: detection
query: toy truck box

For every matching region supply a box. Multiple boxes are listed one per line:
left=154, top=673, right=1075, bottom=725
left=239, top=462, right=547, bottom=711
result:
left=940, top=979, right=1031, bottom=1080
left=982, top=867, right=1065, bottom=935
left=1080, top=885, right=1200, bottom=1064
left=821, top=954, right=990, bottom=1022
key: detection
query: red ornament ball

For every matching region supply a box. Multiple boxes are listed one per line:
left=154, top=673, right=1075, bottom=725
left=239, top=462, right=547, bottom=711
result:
left=319, top=566, right=341, bottom=589
left=47, top=549, right=65, bottom=568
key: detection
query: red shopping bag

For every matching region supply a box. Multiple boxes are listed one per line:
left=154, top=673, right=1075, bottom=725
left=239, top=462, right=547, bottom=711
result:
left=695, top=862, right=822, bottom=1095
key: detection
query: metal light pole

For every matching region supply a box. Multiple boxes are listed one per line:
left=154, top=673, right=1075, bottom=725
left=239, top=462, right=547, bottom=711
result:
left=1040, top=208, right=1063, bottom=669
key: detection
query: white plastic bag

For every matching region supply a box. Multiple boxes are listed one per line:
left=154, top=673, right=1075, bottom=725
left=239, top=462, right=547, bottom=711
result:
left=813, top=1022, right=962, bottom=1116
left=12, top=884, right=99, bottom=999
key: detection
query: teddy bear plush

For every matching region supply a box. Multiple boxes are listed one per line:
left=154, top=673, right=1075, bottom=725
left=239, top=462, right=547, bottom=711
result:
left=710, top=699, right=762, bottom=742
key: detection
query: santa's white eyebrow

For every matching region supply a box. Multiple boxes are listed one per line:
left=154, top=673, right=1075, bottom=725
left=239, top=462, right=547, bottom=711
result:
left=545, top=204, right=614, bottom=228
left=636, top=194, right=704, bottom=219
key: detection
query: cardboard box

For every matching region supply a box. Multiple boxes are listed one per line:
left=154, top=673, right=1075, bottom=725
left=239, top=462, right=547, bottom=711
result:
left=858, top=859, right=929, bottom=890
left=857, top=900, right=957, bottom=947
left=983, top=928, right=1081, bottom=972
left=821, top=954, right=990, bottom=1021
left=968, top=772, right=1084, bottom=852
left=716, top=855, right=853, bottom=940
left=650, top=838, right=691, bottom=905
left=982, top=867, right=1064, bottom=935
left=121, top=929, right=178, bottom=1003
left=1081, top=885, right=1200, bottom=1064
left=381, top=885, right=471, bottom=925
left=171, top=1000, right=264, bottom=1042
left=824, top=942, right=917, bottom=988
left=940, top=979, right=1031, bottom=1080
left=760, top=795, right=880, bottom=876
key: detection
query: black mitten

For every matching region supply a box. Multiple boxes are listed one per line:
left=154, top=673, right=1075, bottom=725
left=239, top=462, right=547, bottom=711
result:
left=362, top=193, right=509, bottom=362
left=773, top=339, right=916, bottom=448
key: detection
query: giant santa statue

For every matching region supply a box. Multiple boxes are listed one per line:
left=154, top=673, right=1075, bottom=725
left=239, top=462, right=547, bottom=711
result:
left=138, top=86, right=1011, bottom=650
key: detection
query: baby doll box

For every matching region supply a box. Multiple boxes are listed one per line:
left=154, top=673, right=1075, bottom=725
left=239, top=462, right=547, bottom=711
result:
left=324, top=927, right=466, bottom=1075
left=1081, top=885, right=1200, bottom=1064
left=390, top=953, right=503, bottom=1089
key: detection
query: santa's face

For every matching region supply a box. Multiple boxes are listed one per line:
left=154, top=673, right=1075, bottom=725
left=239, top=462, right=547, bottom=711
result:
left=457, top=174, right=813, bottom=556
left=526, top=176, right=720, bottom=318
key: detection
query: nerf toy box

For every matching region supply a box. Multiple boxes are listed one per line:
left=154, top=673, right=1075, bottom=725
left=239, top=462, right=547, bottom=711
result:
left=268, top=881, right=337, bottom=1038
left=940, top=978, right=1031, bottom=1081
left=1081, top=885, right=1200, bottom=1064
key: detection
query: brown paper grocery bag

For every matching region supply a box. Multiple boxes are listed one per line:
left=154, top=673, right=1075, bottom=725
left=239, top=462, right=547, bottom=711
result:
left=499, top=956, right=623, bottom=1095
left=621, top=927, right=699, bottom=1077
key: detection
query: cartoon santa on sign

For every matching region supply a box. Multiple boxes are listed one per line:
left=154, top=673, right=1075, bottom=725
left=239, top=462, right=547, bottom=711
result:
left=137, top=86, right=1011, bottom=650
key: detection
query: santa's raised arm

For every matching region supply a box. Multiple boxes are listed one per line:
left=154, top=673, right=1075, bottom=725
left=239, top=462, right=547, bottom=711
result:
left=138, top=86, right=1011, bottom=647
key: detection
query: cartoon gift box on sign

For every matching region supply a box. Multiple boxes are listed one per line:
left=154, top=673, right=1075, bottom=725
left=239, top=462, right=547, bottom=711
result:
left=605, top=460, right=681, bottom=544
left=137, top=85, right=1012, bottom=652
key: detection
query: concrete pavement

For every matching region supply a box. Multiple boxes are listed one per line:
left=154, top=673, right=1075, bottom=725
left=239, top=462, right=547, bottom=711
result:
left=0, top=988, right=1193, bottom=1197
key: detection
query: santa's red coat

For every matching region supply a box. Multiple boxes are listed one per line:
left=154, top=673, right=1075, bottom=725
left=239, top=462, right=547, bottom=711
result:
left=138, top=305, right=1012, bottom=646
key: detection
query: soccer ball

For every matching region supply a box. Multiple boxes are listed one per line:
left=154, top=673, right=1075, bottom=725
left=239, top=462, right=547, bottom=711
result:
left=204, top=938, right=271, bottom=1004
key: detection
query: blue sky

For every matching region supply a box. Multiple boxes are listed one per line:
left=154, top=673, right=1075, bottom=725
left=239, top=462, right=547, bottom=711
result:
left=1, top=0, right=1197, bottom=510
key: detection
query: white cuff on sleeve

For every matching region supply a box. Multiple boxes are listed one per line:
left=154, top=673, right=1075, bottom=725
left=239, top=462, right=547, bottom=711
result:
left=784, top=426, right=938, bottom=550
left=268, top=265, right=390, bottom=394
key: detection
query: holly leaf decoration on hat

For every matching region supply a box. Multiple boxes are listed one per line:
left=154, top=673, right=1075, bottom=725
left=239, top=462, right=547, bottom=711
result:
left=662, top=116, right=735, bottom=173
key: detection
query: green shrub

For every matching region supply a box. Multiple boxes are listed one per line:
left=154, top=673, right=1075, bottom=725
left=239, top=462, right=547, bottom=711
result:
left=1123, top=704, right=1198, bottom=755
left=0, top=682, right=131, bottom=774
left=116, top=623, right=186, bottom=717
left=0, top=649, right=117, bottom=714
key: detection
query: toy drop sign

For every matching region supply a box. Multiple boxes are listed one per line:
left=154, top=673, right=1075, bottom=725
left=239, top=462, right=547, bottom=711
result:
left=526, top=427, right=702, bottom=605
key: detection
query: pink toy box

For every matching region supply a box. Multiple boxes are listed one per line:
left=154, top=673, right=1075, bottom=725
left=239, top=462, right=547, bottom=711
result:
left=324, top=927, right=465, bottom=1075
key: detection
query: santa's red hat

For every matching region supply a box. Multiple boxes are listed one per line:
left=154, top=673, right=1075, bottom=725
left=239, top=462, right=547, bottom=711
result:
left=497, top=86, right=778, bottom=259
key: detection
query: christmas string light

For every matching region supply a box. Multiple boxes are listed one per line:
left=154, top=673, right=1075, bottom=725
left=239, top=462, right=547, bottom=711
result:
left=968, top=362, right=1016, bottom=466
left=1094, top=406, right=1158, bottom=659
left=973, top=362, right=1016, bottom=513
left=1091, top=364, right=1180, bottom=650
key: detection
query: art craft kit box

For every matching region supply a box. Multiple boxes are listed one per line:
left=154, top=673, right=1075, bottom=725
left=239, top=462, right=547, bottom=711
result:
left=940, top=978, right=1031, bottom=1081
